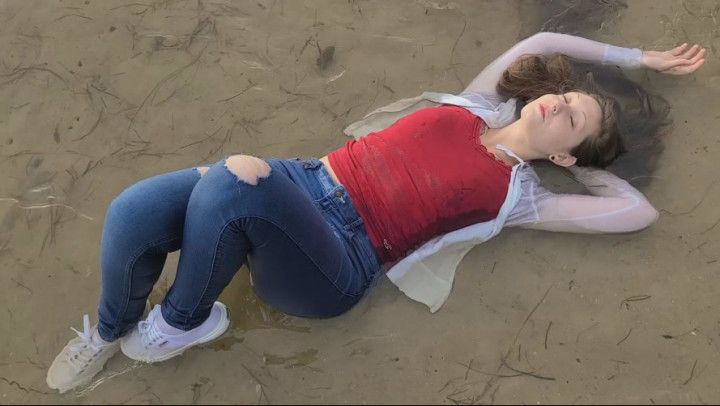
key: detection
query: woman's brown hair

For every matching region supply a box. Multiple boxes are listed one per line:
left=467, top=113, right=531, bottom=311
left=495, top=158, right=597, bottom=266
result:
left=496, top=53, right=670, bottom=179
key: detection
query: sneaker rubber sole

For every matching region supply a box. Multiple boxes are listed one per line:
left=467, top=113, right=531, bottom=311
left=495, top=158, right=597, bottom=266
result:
left=121, top=302, right=230, bottom=363
left=47, top=373, right=94, bottom=394
left=46, top=342, right=120, bottom=394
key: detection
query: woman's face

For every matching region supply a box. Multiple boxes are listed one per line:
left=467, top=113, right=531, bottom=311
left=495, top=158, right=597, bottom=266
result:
left=519, top=92, right=603, bottom=162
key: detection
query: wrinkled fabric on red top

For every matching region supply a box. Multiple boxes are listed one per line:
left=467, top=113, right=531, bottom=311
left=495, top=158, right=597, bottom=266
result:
left=328, top=105, right=511, bottom=264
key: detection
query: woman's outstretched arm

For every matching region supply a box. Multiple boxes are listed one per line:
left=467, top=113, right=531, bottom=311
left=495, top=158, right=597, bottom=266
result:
left=509, top=166, right=659, bottom=234
left=463, top=32, right=705, bottom=96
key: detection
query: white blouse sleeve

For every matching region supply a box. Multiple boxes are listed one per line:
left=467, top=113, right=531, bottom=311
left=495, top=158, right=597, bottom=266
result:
left=513, top=166, right=659, bottom=234
left=463, top=32, right=643, bottom=96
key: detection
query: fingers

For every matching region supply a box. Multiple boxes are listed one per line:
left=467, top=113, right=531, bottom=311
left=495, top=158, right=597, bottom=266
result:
left=680, top=58, right=705, bottom=74
left=670, top=43, right=688, bottom=56
left=687, top=47, right=706, bottom=64
left=655, top=42, right=707, bottom=75
left=663, top=47, right=706, bottom=70
left=666, top=58, right=705, bottom=75
left=679, top=44, right=700, bottom=59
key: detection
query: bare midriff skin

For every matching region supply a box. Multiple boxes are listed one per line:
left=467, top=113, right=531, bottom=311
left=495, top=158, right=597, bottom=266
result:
left=319, top=155, right=343, bottom=186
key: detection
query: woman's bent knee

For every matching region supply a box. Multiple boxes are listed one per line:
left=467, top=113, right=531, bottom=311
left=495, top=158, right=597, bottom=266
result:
left=107, top=187, right=144, bottom=221
left=196, top=166, right=210, bottom=177
left=106, top=177, right=184, bottom=232
left=187, top=157, right=287, bottom=218
left=224, top=155, right=271, bottom=186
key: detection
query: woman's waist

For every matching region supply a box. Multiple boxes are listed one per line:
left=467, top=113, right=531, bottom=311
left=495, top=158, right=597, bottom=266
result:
left=319, top=155, right=342, bottom=187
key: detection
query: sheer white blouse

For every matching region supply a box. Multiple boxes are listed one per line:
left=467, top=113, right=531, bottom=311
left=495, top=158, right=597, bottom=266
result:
left=343, top=32, right=659, bottom=312
left=465, top=32, right=658, bottom=234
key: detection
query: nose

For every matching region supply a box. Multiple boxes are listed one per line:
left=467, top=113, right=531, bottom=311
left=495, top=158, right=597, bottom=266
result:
left=550, top=99, right=564, bottom=115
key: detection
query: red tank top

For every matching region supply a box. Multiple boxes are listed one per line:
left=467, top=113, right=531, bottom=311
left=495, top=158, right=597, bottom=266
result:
left=328, top=105, right=511, bottom=264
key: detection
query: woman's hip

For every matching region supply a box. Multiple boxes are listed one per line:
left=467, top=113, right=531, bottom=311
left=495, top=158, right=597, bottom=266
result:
left=263, top=157, right=383, bottom=284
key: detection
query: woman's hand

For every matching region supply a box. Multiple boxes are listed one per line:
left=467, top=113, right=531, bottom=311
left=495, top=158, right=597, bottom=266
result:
left=641, top=43, right=706, bottom=75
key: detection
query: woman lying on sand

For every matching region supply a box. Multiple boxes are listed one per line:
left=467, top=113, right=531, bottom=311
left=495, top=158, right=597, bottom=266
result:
left=46, top=31, right=704, bottom=393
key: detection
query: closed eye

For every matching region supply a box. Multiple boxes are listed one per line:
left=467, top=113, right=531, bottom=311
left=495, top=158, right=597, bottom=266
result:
left=563, top=94, right=575, bottom=128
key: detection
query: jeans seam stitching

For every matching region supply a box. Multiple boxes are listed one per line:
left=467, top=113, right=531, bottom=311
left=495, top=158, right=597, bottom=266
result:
left=228, top=163, right=363, bottom=297
left=110, top=234, right=178, bottom=338
left=255, top=215, right=364, bottom=297
left=180, top=212, right=361, bottom=329
left=219, top=214, right=364, bottom=299
left=184, top=221, right=231, bottom=325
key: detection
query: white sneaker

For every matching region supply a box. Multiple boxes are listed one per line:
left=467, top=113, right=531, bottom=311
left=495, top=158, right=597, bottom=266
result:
left=46, top=315, right=120, bottom=394
left=120, top=302, right=230, bottom=363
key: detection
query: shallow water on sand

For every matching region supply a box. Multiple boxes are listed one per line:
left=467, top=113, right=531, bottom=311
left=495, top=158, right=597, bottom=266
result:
left=1, top=0, right=719, bottom=403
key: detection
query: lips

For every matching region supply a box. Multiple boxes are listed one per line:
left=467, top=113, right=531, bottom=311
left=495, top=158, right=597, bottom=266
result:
left=539, top=104, right=546, bottom=120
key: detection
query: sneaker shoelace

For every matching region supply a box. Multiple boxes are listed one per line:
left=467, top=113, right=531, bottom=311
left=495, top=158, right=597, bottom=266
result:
left=67, top=314, right=104, bottom=371
left=138, top=310, right=166, bottom=348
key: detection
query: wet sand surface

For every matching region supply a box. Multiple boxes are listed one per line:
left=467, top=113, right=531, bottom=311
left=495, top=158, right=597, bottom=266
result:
left=1, top=0, right=719, bottom=403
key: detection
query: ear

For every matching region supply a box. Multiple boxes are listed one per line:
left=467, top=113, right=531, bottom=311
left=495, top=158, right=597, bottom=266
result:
left=549, top=153, right=577, bottom=168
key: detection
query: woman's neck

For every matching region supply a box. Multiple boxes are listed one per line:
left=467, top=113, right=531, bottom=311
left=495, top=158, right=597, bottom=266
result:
left=481, top=121, right=543, bottom=164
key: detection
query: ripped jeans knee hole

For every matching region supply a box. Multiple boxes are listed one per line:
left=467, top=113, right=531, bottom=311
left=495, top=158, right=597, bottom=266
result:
left=224, top=155, right=271, bottom=186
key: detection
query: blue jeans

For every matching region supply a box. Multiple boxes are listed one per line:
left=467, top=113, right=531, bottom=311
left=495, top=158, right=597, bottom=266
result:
left=97, top=157, right=382, bottom=342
